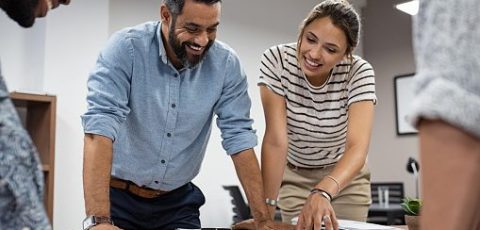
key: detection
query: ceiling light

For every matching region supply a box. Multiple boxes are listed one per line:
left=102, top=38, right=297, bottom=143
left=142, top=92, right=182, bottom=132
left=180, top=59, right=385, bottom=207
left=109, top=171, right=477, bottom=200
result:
left=395, top=0, right=419, bottom=16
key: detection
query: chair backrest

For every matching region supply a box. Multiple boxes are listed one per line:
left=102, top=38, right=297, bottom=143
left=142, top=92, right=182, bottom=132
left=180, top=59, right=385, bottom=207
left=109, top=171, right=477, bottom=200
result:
left=371, top=182, right=405, bottom=204
left=222, top=185, right=251, bottom=223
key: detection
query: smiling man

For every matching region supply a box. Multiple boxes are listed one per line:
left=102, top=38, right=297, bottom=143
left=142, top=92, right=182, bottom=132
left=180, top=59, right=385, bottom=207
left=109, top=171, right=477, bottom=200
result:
left=81, top=0, right=275, bottom=229
left=0, top=0, right=69, bottom=229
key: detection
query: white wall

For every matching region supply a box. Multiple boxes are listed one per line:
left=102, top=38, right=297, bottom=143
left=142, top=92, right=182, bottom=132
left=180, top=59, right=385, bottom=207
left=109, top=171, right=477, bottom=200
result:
left=0, top=14, right=46, bottom=92
left=42, top=0, right=111, bottom=229
left=0, top=0, right=419, bottom=229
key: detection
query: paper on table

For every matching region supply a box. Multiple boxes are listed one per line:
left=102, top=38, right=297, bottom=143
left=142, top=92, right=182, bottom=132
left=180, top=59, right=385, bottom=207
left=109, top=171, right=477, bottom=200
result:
left=338, top=219, right=401, bottom=230
left=291, top=217, right=401, bottom=230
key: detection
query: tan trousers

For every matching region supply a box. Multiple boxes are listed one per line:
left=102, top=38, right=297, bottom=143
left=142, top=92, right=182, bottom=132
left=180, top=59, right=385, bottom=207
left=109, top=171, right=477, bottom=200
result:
left=278, top=164, right=372, bottom=224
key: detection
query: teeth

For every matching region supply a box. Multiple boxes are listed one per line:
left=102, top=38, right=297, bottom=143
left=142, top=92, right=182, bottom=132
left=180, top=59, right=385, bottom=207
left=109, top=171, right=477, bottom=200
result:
left=306, top=58, right=320, bottom=67
left=46, top=0, right=53, bottom=10
left=188, top=45, right=202, bottom=51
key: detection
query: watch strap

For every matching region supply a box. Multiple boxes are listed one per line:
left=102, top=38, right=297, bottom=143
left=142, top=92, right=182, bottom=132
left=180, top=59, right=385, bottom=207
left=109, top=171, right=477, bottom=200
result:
left=83, top=215, right=114, bottom=230
left=93, top=216, right=113, bottom=225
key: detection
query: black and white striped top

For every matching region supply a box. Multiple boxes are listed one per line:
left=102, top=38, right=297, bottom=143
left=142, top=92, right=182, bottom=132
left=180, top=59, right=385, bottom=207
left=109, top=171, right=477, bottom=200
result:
left=258, top=43, right=377, bottom=168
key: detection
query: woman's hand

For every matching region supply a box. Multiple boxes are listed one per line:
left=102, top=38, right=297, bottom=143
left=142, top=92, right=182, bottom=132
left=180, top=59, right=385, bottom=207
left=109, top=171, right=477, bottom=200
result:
left=295, top=193, right=339, bottom=230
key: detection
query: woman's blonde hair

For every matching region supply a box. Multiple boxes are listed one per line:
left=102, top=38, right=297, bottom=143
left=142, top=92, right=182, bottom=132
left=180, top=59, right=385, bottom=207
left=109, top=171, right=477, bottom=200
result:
left=297, top=0, right=360, bottom=59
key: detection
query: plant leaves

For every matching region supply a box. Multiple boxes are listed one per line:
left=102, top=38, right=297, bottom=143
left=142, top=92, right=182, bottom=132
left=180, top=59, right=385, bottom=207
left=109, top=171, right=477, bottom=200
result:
left=401, top=197, right=422, bottom=216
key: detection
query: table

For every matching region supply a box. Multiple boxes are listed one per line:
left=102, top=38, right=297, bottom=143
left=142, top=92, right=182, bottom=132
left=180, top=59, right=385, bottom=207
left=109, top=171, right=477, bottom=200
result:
left=368, top=203, right=406, bottom=225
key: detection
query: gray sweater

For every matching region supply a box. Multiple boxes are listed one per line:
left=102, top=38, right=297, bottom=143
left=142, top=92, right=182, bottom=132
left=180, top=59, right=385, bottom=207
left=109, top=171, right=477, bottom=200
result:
left=0, top=62, right=50, bottom=229
left=410, top=0, right=480, bottom=138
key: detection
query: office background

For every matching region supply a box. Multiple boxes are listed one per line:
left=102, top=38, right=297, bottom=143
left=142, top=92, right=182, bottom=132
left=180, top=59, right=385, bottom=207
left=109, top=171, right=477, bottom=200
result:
left=0, top=0, right=416, bottom=228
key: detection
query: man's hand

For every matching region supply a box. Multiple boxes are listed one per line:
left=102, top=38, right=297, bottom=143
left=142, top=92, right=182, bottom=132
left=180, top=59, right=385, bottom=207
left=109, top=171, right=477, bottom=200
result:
left=232, top=218, right=256, bottom=229
left=232, top=218, right=295, bottom=230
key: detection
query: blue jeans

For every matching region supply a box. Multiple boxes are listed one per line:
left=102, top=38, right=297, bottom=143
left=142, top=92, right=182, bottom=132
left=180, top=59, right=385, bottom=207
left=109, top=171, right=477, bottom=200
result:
left=110, top=182, right=205, bottom=230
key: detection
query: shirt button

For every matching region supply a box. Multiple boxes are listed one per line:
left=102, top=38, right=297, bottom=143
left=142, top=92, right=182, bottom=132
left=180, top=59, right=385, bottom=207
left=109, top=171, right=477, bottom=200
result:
left=171, top=103, right=176, bottom=108
left=167, top=133, right=171, bottom=137
left=161, top=160, right=166, bottom=164
left=154, top=181, right=159, bottom=184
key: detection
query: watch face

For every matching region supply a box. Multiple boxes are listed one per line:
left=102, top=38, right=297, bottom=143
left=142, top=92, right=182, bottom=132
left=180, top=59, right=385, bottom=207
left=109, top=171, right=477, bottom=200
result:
left=83, top=216, right=94, bottom=229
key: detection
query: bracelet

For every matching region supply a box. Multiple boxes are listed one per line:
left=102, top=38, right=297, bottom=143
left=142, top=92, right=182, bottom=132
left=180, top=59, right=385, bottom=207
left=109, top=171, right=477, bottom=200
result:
left=326, top=175, right=340, bottom=195
left=265, top=198, right=278, bottom=206
left=310, top=188, right=332, bottom=202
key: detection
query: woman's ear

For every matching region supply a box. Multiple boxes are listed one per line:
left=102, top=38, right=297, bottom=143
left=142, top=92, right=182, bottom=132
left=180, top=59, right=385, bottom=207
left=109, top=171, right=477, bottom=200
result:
left=343, top=47, right=352, bottom=59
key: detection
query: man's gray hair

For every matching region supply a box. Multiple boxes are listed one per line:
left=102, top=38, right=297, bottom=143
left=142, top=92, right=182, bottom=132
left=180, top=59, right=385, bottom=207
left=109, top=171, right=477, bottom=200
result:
left=163, top=0, right=222, bottom=17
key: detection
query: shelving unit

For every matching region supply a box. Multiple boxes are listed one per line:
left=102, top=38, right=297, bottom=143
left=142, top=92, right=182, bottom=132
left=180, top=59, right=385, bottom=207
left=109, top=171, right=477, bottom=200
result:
left=10, top=92, right=56, bottom=223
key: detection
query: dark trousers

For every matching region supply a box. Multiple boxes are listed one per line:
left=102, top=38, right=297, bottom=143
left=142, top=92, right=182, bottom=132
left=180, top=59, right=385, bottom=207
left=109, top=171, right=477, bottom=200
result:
left=110, top=182, right=205, bottom=230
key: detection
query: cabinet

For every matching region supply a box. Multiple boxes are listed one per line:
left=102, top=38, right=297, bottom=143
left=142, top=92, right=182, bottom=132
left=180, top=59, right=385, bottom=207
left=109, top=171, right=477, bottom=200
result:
left=10, top=92, right=56, bottom=223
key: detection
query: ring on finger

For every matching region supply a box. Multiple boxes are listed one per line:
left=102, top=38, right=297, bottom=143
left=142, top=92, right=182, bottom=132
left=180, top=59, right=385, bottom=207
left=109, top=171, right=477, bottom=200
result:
left=323, top=215, right=330, bottom=221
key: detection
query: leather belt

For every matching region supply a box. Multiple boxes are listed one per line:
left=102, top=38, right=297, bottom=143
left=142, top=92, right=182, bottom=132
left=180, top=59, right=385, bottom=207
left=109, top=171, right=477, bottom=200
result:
left=110, top=177, right=169, bottom=199
left=286, top=161, right=329, bottom=170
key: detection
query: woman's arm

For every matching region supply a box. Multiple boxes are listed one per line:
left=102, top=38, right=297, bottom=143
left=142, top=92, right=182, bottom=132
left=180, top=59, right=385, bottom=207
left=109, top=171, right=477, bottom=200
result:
left=259, top=85, right=289, bottom=217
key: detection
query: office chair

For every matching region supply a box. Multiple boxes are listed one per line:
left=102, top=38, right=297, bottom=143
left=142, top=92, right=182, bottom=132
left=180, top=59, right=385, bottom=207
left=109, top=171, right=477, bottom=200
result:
left=223, top=185, right=283, bottom=224
left=367, top=182, right=406, bottom=225
left=222, top=185, right=252, bottom=223
left=371, top=182, right=405, bottom=204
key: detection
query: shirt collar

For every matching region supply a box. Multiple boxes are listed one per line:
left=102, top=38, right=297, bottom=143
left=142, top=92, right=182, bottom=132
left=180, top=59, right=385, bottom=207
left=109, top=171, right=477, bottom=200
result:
left=157, top=22, right=169, bottom=64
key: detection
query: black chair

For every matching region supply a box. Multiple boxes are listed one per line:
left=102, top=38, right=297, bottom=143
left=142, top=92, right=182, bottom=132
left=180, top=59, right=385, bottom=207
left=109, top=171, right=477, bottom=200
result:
left=367, top=182, right=406, bottom=225
left=223, top=185, right=283, bottom=223
left=222, top=185, right=252, bottom=223
left=371, top=182, right=405, bottom=204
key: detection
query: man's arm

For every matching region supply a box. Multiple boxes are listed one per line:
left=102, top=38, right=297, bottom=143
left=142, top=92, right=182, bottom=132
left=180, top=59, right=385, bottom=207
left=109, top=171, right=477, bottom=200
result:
left=231, top=149, right=273, bottom=229
left=83, top=134, right=117, bottom=229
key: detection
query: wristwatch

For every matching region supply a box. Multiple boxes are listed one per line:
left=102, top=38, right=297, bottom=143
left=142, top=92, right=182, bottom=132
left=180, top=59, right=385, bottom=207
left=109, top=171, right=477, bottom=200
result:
left=82, top=215, right=114, bottom=230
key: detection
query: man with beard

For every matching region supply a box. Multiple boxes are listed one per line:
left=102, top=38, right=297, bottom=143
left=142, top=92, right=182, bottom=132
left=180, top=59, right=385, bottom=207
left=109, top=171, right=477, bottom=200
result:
left=81, top=0, right=277, bottom=229
left=0, top=0, right=69, bottom=229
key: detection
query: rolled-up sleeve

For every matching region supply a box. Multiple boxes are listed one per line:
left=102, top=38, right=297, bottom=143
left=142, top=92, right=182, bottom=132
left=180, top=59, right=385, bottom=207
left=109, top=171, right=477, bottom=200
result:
left=81, top=31, right=133, bottom=141
left=214, top=52, right=257, bottom=155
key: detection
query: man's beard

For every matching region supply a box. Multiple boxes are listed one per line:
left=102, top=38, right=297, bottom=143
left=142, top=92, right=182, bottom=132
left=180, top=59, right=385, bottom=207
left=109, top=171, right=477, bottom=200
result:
left=168, top=21, right=214, bottom=69
left=0, top=0, right=39, bottom=27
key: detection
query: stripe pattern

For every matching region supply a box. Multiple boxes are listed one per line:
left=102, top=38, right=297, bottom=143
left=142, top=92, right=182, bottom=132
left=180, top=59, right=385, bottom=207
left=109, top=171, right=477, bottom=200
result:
left=258, top=43, right=377, bottom=168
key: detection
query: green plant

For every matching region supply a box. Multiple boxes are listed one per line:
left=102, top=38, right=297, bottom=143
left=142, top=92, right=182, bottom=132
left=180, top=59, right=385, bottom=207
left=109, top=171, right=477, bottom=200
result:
left=401, top=197, right=422, bottom=216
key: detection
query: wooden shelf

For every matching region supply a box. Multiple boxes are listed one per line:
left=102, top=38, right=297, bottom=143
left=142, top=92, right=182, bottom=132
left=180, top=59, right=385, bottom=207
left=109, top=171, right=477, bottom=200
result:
left=10, top=91, right=56, bottom=223
left=42, top=164, right=51, bottom=172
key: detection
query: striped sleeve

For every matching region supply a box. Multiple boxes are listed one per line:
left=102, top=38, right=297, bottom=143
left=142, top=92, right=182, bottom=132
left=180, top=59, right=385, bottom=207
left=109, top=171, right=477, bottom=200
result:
left=258, top=45, right=285, bottom=97
left=347, top=58, right=377, bottom=106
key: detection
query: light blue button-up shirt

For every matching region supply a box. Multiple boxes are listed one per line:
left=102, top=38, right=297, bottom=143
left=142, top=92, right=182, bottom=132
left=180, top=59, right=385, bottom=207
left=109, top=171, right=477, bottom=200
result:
left=81, top=21, right=257, bottom=191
